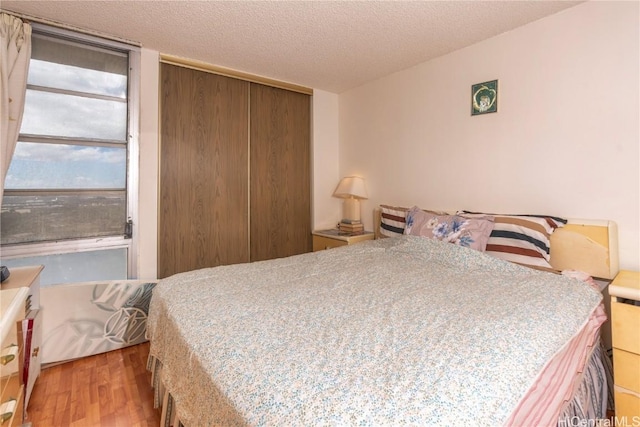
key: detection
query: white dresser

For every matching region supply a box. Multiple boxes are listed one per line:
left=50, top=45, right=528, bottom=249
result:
left=1, top=266, right=44, bottom=424
left=0, top=287, right=29, bottom=426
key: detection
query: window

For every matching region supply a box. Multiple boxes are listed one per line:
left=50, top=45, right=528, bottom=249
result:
left=0, top=24, right=140, bottom=286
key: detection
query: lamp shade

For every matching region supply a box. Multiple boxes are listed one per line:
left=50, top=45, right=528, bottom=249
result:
left=333, top=176, right=368, bottom=200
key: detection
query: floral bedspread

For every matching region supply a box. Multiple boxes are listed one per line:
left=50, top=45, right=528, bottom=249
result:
left=147, top=236, right=602, bottom=426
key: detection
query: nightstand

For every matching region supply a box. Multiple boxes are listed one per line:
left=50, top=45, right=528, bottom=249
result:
left=312, top=229, right=374, bottom=251
left=610, top=270, right=640, bottom=418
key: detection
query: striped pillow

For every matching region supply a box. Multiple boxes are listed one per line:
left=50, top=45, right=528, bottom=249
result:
left=380, top=205, right=407, bottom=237
left=459, top=211, right=567, bottom=268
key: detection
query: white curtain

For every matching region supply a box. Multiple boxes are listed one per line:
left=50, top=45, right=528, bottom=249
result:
left=0, top=13, right=31, bottom=201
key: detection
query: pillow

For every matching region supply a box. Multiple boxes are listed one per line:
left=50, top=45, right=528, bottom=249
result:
left=458, top=211, right=567, bottom=268
left=380, top=205, right=408, bottom=237
left=405, top=207, right=494, bottom=251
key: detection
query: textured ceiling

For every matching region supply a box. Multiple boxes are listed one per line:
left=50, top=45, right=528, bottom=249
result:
left=2, top=1, right=581, bottom=93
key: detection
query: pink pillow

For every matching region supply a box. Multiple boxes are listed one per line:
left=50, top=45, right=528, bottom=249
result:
left=404, top=206, right=494, bottom=252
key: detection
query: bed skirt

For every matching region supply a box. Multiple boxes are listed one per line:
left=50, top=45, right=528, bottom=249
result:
left=556, top=343, right=614, bottom=426
left=147, top=355, right=184, bottom=427
left=147, top=340, right=613, bottom=427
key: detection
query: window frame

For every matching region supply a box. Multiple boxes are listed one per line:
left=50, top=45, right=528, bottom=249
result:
left=0, top=23, right=140, bottom=279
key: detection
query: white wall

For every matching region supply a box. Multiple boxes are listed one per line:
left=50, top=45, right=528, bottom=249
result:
left=338, top=1, right=639, bottom=271
left=312, top=90, right=342, bottom=230
left=138, top=48, right=159, bottom=279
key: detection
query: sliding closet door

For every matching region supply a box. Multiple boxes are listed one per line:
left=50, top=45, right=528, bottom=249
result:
left=250, top=84, right=311, bottom=261
left=159, top=64, right=249, bottom=278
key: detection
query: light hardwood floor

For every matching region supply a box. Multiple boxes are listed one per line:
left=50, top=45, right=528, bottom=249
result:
left=25, top=342, right=160, bottom=427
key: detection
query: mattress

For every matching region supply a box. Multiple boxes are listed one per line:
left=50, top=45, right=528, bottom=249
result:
left=147, top=236, right=605, bottom=426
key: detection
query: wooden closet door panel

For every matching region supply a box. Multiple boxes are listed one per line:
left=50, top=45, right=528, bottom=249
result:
left=159, top=64, right=249, bottom=278
left=250, top=84, right=311, bottom=261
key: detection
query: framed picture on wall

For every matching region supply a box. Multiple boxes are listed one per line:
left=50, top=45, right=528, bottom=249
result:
left=471, top=80, right=498, bottom=115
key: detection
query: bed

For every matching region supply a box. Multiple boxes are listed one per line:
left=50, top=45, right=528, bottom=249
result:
left=147, top=205, right=618, bottom=426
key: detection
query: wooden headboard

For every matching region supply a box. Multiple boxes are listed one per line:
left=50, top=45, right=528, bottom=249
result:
left=549, top=220, right=619, bottom=280
left=373, top=207, right=619, bottom=280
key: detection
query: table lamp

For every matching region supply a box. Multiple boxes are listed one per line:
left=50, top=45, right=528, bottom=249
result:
left=333, top=176, right=368, bottom=222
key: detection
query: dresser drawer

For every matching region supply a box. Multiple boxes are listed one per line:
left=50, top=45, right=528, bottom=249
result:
left=0, top=384, right=23, bottom=427
left=614, top=349, right=640, bottom=394
left=0, top=344, right=22, bottom=401
left=614, top=387, right=640, bottom=419
left=611, top=300, right=640, bottom=355
left=1, top=316, right=24, bottom=401
left=313, top=235, right=349, bottom=251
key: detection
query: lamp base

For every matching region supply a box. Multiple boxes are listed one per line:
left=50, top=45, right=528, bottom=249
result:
left=342, top=198, right=361, bottom=222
